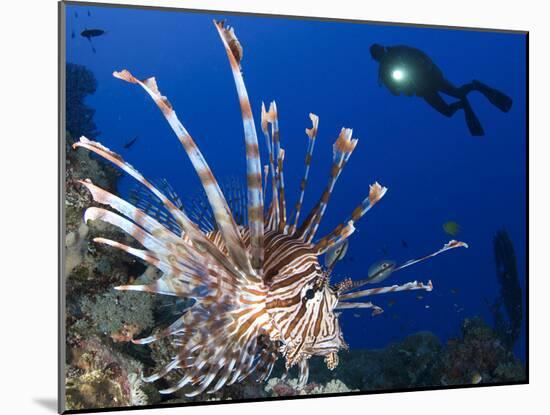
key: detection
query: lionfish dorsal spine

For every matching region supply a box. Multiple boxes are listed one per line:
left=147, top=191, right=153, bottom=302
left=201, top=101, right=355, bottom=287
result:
left=261, top=101, right=280, bottom=232
left=295, top=128, right=357, bottom=242
left=268, top=102, right=288, bottom=232
left=289, top=113, right=319, bottom=235
left=315, top=182, right=388, bottom=254
left=112, top=68, right=258, bottom=281
left=214, top=19, right=265, bottom=274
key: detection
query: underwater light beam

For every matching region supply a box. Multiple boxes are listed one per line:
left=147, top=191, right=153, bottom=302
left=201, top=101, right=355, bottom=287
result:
left=392, top=68, right=406, bottom=81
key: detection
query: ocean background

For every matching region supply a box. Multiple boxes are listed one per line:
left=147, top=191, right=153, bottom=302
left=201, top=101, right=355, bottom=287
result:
left=65, top=4, right=527, bottom=362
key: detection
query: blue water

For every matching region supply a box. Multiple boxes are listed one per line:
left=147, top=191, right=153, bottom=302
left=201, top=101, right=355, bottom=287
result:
left=66, top=4, right=527, bottom=361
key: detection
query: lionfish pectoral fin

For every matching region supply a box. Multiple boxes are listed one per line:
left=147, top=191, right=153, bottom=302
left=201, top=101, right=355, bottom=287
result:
left=141, top=359, right=180, bottom=382
left=339, top=280, right=433, bottom=301
left=129, top=178, right=184, bottom=235
left=392, top=240, right=469, bottom=273
left=297, top=358, right=310, bottom=390
left=73, top=138, right=190, bottom=235
left=158, top=374, right=192, bottom=395
left=335, top=301, right=384, bottom=316
left=113, top=69, right=257, bottom=280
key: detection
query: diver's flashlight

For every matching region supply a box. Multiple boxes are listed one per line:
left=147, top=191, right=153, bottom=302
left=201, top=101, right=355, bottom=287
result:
left=391, top=68, right=406, bottom=81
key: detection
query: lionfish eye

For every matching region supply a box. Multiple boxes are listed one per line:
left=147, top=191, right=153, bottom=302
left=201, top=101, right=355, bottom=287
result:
left=305, top=288, right=315, bottom=300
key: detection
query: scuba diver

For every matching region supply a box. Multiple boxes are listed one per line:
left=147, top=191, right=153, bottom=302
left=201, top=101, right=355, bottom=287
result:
left=370, top=44, right=512, bottom=136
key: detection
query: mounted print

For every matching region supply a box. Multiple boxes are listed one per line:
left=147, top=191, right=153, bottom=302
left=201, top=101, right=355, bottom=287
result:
left=59, top=1, right=528, bottom=413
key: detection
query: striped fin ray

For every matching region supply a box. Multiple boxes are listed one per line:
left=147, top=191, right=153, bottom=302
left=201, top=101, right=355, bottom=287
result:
left=153, top=292, right=273, bottom=396
left=73, top=137, right=189, bottom=232
left=80, top=180, right=181, bottom=246
left=335, top=301, right=384, bottom=316
left=92, top=220, right=275, bottom=395
left=267, top=102, right=287, bottom=232
left=289, top=113, right=319, bottom=235
left=129, top=178, right=184, bottom=235
left=130, top=177, right=249, bottom=234
left=214, top=20, right=264, bottom=274
left=296, top=128, right=358, bottom=242
left=112, top=69, right=256, bottom=281
left=74, top=137, right=246, bottom=281
left=261, top=102, right=280, bottom=232
left=315, top=182, right=388, bottom=254
left=338, top=240, right=469, bottom=295
left=277, top=148, right=287, bottom=232
left=339, top=280, right=434, bottom=301
left=83, top=209, right=230, bottom=299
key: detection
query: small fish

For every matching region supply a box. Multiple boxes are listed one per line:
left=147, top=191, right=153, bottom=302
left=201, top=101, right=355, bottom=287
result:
left=443, top=220, right=461, bottom=236
left=471, top=372, right=482, bottom=384
left=123, top=136, right=138, bottom=149
left=353, top=313, right=361, bottom=318
left=401, top=239, right=408, bottom=248
left=365, top=260, right=396, bottom=284
left=450, top=288, right=459, bottom=294
left=71, top=30, right=75, bottom=39
left=88, top=10, right=91, bottom=17
left=416, top=295, right=424, bottom=300
left=81, top=28, right=106, bottom=54
left=80, top=28, right=105, bottom=39
left=387, top=299, right=396, bottom=307
left=324, top=239, right=349, bottom=271
left=74, top=11, right=78, bottom=18
left=424, top=305, right=430, bottom=309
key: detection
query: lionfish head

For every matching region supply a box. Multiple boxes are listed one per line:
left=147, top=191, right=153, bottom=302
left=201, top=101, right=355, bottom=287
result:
left=264, top=238, right=347, bottom=370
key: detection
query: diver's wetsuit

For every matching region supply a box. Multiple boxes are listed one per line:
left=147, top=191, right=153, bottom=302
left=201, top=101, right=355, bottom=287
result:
left=371, top=44, right=512, bottom=136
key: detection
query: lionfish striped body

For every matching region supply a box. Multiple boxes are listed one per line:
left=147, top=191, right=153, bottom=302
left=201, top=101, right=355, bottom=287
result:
left=74, top=21, right=467, bottom=396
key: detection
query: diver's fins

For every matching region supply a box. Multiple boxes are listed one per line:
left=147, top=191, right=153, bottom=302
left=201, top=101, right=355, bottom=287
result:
left=463, top=100, right=484, bottom=136
left=473, top=80, right=513, bottom=113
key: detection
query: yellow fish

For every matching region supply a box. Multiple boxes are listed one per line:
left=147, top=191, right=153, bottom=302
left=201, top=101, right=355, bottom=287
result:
left=471, top=372, right=482, bottom=384
left=443, top=221, right=461, bottom=236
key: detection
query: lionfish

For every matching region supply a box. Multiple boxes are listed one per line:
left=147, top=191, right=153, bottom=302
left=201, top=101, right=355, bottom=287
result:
left=73, top=20, right=468, bottom=396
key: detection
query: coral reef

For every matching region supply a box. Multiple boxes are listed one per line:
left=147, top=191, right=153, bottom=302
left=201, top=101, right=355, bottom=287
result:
left=265, top=378, right=358, bottom=397
left=66, top=63, right=100, bottom=141
left=437, top=317, right=525, bottom=385
left=65, top=336, right=160, bottom=410
left=491, top=229, right=523, bottom=349
left=79, top=289, right=154, bottom=342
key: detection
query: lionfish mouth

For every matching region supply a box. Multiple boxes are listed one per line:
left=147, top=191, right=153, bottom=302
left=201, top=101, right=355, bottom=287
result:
left=73, top=19, right=468, bottom=396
